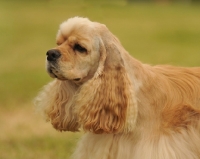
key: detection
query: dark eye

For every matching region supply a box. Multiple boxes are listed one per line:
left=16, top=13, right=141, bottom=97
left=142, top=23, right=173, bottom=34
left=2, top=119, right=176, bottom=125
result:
left=74, top=44, right=87, bottom=53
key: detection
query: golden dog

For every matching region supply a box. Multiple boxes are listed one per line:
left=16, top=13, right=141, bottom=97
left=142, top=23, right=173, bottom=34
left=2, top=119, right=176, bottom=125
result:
left=35, top=17, right=200, bottom=159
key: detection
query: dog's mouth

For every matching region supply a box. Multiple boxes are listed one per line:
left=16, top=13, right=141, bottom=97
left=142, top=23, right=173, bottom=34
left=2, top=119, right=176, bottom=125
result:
left=48, top=68, right=58, bottom=78
left=47, top=66, right=82, bottom=82
left=47, top=65, right=66, bottom=80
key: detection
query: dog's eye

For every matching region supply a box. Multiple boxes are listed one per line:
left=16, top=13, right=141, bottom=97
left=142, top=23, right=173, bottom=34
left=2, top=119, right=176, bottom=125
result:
left=74, top=44, right=87, bottom=53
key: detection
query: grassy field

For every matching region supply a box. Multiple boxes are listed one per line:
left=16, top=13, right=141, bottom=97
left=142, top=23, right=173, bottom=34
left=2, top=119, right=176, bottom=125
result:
left=0, top=0, right=200, bottom=158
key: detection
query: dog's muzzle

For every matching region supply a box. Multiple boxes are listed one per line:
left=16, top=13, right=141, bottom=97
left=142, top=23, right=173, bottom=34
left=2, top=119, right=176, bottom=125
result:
left=46, top=49, right=82, bottom=82
left=46, top=49, right=63, bottom=79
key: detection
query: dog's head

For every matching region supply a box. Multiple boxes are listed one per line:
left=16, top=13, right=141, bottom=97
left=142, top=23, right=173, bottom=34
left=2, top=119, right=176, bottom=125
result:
left=46, top=17, right=105, bottom=84
left=39, top=17, right=138, bottom=134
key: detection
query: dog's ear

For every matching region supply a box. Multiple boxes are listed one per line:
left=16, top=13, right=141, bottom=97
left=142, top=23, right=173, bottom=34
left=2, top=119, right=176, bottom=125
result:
left=75, top=28, right=138, bottom=134
left=35, top=80, right=80, bottom=132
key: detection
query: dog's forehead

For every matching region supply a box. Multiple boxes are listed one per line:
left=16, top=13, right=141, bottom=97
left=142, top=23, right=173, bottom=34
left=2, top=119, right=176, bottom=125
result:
left=57, top=17, right=94, bottom=38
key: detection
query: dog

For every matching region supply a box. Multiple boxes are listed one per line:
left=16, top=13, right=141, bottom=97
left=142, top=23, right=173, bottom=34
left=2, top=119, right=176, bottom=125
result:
left=35, top=17, right=200, bottom=159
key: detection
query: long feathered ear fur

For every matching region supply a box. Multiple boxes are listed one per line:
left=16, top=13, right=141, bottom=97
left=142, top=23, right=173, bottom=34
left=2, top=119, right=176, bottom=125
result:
left=35, top=80, right=80, bottom=131
left=75, top=27, right=138, bottom=134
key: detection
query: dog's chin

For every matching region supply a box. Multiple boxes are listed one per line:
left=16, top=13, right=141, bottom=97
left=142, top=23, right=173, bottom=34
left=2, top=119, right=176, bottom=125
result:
left=47, top=68, right=67, bottom=81
left=47, top=68, right=83, bottom=83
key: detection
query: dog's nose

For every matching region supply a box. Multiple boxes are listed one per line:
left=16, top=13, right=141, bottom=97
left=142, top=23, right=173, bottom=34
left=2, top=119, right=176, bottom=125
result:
left=46, top=49, right=61, bottom=61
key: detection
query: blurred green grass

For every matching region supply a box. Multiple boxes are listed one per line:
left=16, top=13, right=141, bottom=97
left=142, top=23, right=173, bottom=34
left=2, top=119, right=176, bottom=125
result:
left=0, top=0, right=200, bottom=159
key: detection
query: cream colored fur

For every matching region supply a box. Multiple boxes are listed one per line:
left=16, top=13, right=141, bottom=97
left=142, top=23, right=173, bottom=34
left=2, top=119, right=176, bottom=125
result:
left=35, top=17, right=200, bottom=159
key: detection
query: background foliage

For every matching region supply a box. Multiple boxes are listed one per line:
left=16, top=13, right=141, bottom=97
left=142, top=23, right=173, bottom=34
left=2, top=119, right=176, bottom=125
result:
left=0, top=0, right=200, bottom=158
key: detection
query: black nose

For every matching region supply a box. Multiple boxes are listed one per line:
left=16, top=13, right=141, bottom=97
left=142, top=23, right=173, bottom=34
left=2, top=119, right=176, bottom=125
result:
left=46, top=49, right=61, bottom=61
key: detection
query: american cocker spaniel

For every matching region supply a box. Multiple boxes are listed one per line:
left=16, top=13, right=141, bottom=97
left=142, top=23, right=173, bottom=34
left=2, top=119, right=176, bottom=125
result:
left=35, top=17, right=200, bottom=159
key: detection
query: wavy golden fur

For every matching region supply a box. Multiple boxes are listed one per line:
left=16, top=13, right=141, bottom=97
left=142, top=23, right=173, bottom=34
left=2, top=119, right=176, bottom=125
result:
left=35, top=17, right=200, bottom=159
